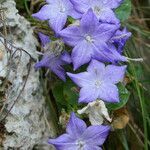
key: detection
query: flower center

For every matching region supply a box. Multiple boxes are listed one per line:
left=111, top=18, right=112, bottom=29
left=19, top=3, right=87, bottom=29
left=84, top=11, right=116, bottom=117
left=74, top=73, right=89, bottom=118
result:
left=93, top=6, right=101, bottom=15
left=76, top=139, right=85, bottom=150
left=58, top=2, right=66, bottom=13
left=60, top=7, right=66, bottom=13
left=95, top=80, right=101, bottom=88
left=85, top=35, right=94, bottom=43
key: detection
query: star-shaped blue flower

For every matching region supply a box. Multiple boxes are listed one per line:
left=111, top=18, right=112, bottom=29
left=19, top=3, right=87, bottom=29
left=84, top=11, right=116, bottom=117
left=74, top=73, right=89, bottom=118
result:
left=67, top=59, right=126, bottom=103
left=35, top=33, right=71, bottom=81
left=59, top=9, right=126, bottom=70
left=48, top=112, right=110, bottom=150
left=70, top=0, right=123, bottom=24
left=32, top=0, right=81, bottom=32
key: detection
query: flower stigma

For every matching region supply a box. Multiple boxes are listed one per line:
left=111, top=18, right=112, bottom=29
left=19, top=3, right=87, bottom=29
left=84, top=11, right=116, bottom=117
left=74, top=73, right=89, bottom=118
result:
left=58, top=1, right=66, bottom=13
left=95, top=80, right=102, bottom=88
left=93, top=6, right=101, bottom=15
left=60, top=7, right=66, bottom=13
left=76, top=139, right=85, bottom=150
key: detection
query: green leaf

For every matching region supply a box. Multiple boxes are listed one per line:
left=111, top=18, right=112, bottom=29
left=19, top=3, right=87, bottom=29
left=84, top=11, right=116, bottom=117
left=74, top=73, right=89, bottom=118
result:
left=68, top=17, right=75, bottom=23
left=106, top=83, right=130, bottom=110
left=52, top=81, right=66, bottom=106
left=63, top=79, right=78, bottom=108
left=115, top=0, right=132, bottom=21
left=52, top=80, right=79, bottom=111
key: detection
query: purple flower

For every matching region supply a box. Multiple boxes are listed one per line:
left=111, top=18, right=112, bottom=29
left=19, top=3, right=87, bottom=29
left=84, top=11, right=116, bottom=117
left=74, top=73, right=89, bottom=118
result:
left=92, top=43, right=127, bottom=64
left=48, top=112, right=110, bottom=150
left=67, top=59, right=126, bottom=103
left=38, top=32, right=51, bottom=47
left=35, top=33, right=71, bottom=81
left=111, top=28, right=132, bottom=53
left=32, top=0, right=81, bottom=32
left=70, top=0, right=123, bottom=24
left=59, top=9, right=126, bottom=70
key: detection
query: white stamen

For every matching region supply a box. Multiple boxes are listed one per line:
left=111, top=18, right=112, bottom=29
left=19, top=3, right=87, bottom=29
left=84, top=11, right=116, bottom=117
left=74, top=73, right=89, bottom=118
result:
left=112, top=33, right=130, bottom=40
left=95, top=80, right=101, bottom=88
left=60, top=7, right=66, bottom=13
left=94, top=6, right=101, bottom=15
left=76, top=139, right=85, bottom=150
left=126, top=57, right=144, bottom=62
left=85, top=35, right=94, bottom=43
left=58, top=0, right=66, bottom=13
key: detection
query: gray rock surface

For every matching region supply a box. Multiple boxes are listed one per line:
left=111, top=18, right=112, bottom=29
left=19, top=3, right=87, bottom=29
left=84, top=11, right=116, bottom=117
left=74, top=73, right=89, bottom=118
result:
left=0, top=0, right=56, bottom=149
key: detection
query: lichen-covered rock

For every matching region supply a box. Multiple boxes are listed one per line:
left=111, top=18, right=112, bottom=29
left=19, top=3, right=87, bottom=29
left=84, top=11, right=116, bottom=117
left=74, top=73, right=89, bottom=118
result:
left=0, top=0, right=56, bottom=149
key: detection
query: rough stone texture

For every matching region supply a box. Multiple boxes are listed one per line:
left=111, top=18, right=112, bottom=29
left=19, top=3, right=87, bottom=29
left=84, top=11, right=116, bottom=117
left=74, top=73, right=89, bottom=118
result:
left=0, top=0, right=56, bottom=149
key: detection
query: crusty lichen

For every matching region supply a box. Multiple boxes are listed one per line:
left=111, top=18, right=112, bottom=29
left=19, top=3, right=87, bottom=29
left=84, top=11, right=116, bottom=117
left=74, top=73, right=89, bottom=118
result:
left=0, top=0, right=56, bottom=149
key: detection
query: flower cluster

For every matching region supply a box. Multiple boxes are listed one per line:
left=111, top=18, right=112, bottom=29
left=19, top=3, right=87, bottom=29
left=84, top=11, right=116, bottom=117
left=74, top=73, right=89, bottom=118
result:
left=33, top=0, right=131, bottom=149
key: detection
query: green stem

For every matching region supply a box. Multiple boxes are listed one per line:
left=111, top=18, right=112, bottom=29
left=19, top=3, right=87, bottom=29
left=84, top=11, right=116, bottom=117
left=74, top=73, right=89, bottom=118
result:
left=128, top=61, right=148, bottom=150
left=24, top=0, right=31, bottom=16
left=135, top=82, right=148, bottom=150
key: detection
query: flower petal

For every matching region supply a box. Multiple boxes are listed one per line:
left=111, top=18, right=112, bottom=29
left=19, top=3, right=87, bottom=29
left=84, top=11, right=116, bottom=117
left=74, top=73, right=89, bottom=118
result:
left=48, top=134, right=74, bottom=144
left=62, top=0, right=82, bottom=19
left=34, top=54, right=51, bottom=69
left=53, top=145, right=77, bottom=150
left=111, top=28, right=132, bottom=53
left=84, top=145, right=102, bottom=150
left=93, top=23, right=119, bottom=42
left=77, top=104, right=89, bottom=114
left=80, top=9, right=99, bottom=34
left=92, top=43, right=115, bottom=63
left=98, top=8, right=120, bottom=24
left=66, top=112, right=87, bottom=138
left=70, top=0, right=90, bottom=13
left=67, top=72, right=93, bottom=88
left=79, top=86, right=99, bottom=103
left=104, top=65, right=127, bottom=84
left=93, top=43, right=127, bottom=63
left=68, top=8, right=82, bottom=19
left=34, top=52, right=67, bottom=81
left=87, top=59, right=105, bottom=75
left=61, top=51, right=72, bottom=64
left=78, top=100, right=112, bottom=125
left=38, top=32, right=50, bottom=47
left=51, top=65, right=66, bottom=81
left=103, top=0, right=123, bottom=9
left=98, top=83, right=119, bottom=103
left=82, top=125, right=110, bottom=146
left=106, top=44, right=127, bottom=62
left=48, top=133, right=76, bottom=150
left=48, top=13, right=67, bottom=33
left=59, top=26, right=83, bottom=47
left=32, top=5, right=52, bottom=20
left=71, top=41, right=93, bottom=70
